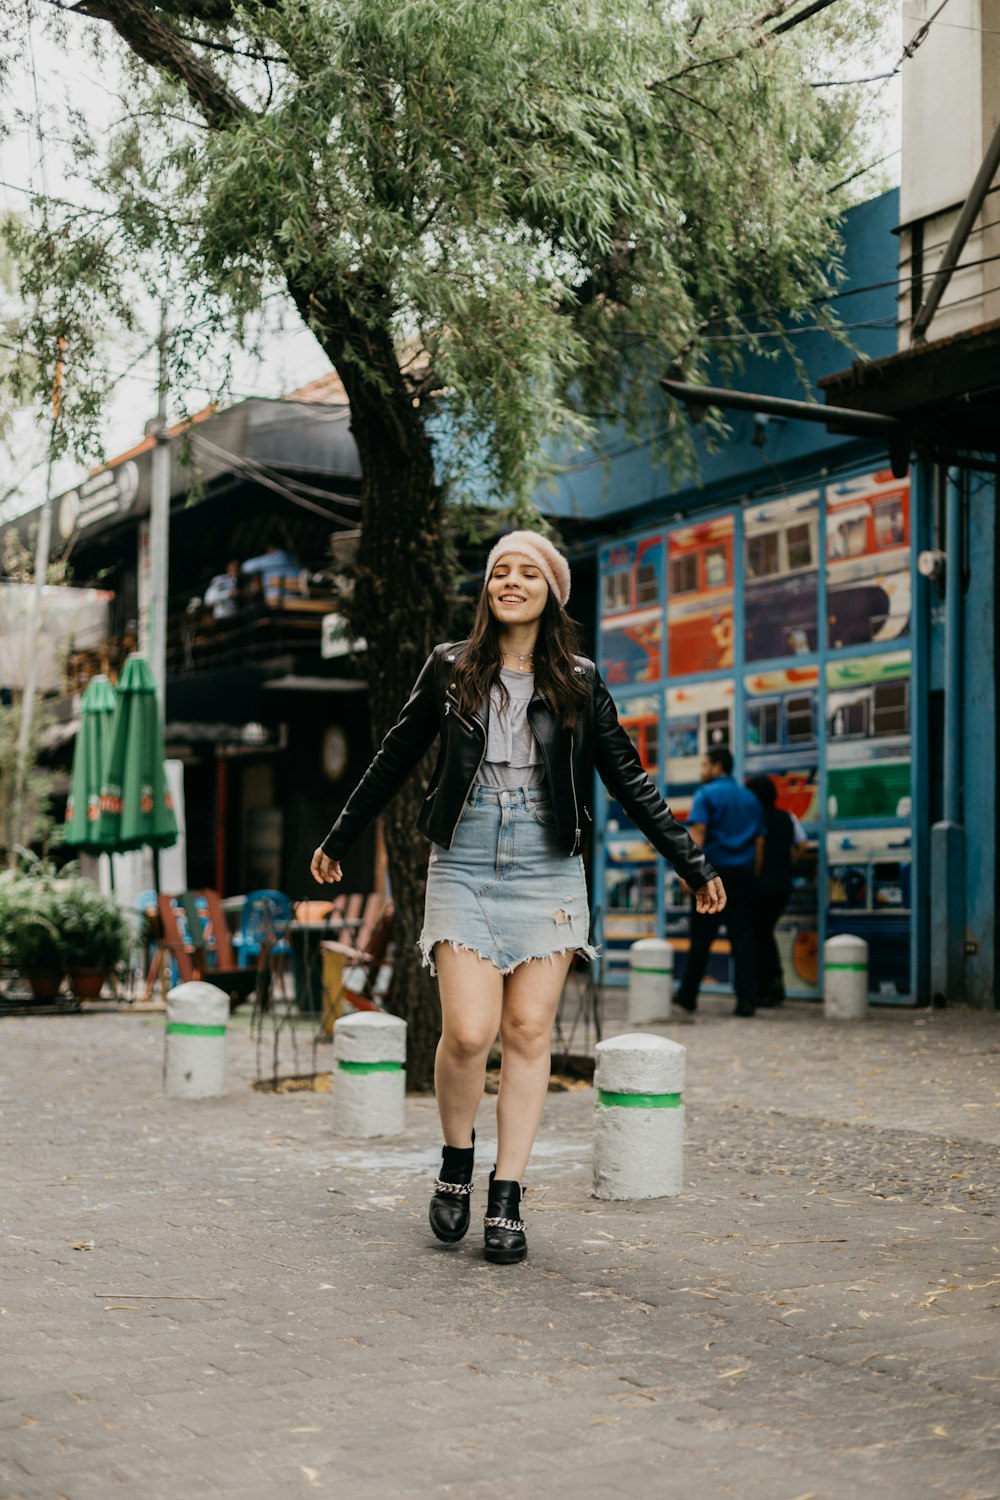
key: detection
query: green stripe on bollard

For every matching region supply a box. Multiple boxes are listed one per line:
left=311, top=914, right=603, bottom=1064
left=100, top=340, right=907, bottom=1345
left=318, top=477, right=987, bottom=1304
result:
left=598, top=1090, right=682, bottom=1109
left=825, top=962, right=868, bottom=971
left=631, top=966, right=673, bottom=975
left=166, top=1022, right=227, bottom=1036
left=337, top=1060, right=404, bottom=1074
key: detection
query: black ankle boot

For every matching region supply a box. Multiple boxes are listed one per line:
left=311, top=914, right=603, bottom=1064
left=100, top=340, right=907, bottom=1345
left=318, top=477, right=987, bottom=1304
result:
left=484, top=1170, right=526, bottom=1265
left=429, top=1133, right=475, bottom=1243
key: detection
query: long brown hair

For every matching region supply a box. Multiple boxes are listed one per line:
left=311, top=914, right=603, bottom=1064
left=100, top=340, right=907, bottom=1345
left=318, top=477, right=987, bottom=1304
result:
left=451, top=582, right=590, bottom=729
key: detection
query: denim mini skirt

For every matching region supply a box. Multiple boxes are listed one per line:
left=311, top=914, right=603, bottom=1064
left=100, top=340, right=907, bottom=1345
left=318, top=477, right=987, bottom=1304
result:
left=419, top=784, right=598, bottom=976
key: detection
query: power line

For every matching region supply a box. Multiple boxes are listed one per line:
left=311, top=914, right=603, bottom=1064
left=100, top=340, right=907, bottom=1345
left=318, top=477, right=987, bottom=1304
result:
left=189, top=431, right=360, bottom=525
left=772, top=0, right=844, bottom=36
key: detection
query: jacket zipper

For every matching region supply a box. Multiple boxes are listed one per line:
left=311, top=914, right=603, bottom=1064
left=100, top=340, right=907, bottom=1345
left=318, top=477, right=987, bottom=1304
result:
left=443, top=693, right=486, bottom=843
left=569, top=730, right=581, bottom=856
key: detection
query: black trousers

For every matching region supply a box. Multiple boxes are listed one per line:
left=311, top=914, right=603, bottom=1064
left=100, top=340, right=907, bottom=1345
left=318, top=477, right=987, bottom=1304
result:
left=674, top=865, right=757, bottom=1012
left=752, top=890, right=790, bottom=1000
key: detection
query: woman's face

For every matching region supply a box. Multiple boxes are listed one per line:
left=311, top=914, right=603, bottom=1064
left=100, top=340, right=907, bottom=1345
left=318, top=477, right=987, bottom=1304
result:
left=487, top=553, right=549, bottom=627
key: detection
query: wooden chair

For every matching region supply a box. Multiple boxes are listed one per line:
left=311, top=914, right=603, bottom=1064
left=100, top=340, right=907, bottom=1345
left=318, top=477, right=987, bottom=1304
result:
left=157, top=891, right=262, bottom=1012
left=319, top=899, right=395, bottom=1033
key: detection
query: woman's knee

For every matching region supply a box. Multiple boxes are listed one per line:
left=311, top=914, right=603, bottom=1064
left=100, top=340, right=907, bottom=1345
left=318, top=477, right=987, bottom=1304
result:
left=499, top=1010, right=549, bottom=1058
left=439, top=1023, right=494, bottom=1063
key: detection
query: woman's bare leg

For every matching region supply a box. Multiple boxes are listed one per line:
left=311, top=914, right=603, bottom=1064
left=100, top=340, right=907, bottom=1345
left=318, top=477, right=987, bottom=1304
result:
left=494, top=952, right=573, bottom=1181
left=433, top=945, right=504, bottom=1148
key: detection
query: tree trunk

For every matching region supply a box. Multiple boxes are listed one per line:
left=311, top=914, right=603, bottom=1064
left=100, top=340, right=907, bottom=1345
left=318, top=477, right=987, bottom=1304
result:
left=291, top=286, right=454, bottom=1089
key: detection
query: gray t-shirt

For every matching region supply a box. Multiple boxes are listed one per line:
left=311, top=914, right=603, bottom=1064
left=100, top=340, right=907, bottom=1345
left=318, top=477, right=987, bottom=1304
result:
left=478, top=668, right=546, bottom=789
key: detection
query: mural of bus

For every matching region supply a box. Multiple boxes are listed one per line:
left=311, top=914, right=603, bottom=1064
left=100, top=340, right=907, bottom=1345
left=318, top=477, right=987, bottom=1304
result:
left=744, top=490, right=820, bottom=662
left=827, top=827, right=912, bottom=995
left=665, top=679, right=734, bottom=816
left=827, top=651, right=911, bottom=820
left=599, top=535, right=664, bottom=686
left=617, top=693, right=661, bottom=776
left=744, top=666, right=821, bottom=825
left=826, top=470, right=911, bottom=649
left=602, top=798, right=658, bottom=980
left=667, top=516, right=734, bottom=676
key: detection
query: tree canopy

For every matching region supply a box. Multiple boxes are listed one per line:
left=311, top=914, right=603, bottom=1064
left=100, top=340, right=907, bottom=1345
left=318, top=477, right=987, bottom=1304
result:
left=2, top=0, right=892, bottom=491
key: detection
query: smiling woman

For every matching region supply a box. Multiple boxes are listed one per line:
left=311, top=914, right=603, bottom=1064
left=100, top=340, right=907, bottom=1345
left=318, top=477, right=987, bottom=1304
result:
left=310, top=529, right=724, bottom=1268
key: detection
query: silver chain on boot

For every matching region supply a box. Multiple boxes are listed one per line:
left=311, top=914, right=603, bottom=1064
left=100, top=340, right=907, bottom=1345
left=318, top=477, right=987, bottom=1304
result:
left=433, top=1179, right=474, bottom=1196
left=484, top=1215, right=526, bottom=1232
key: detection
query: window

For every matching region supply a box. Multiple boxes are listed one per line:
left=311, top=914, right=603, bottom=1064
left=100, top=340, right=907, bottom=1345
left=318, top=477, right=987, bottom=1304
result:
left=704, top=546, right=729, bottom=588
left=705, top=707, right=731, bottom=750
left=874, top=497, right=905, bottom=549
left=602, top=570, right=630, bottom=613
left=829, top=515, right=867, bottom=559
left=667, top=718, right=698, bottom=760
left=747, top=532, right=780, bottom=579
left=786, top=523, right=814, bottom=571
left=747, top=700, right=780, bottom=748
left=669, top=554, right=698, bottom=595
left=785, top=693, right=815, bottom=744
left=831, top=698, right=868, bottom=738
left=872, top=680, right=908, bottom=737
left=636, top=560, right=659, bottom=604
left=608, top=868, right=657, bottom=911
left=643, top=721, right=660, bottom=772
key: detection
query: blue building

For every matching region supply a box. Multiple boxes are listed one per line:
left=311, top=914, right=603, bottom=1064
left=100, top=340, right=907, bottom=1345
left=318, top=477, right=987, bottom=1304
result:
left=538, top=187, right=996, bottom=1010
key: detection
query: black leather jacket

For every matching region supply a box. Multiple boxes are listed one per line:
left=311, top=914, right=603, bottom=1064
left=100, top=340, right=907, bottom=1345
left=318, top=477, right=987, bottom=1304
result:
left=320, top=641, right=717, bottom=890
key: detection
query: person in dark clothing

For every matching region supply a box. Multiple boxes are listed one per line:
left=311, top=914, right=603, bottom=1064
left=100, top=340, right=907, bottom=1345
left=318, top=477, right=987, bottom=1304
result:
left=674, top=747, right=765, bottom=1018
left=745, top=775, right=807, bottom=1007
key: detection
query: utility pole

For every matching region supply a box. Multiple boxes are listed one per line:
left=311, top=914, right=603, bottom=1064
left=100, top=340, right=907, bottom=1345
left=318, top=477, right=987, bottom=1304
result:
left=9, top=345, right=63, bottom=867
left=146, top=302, right=170, bottom=728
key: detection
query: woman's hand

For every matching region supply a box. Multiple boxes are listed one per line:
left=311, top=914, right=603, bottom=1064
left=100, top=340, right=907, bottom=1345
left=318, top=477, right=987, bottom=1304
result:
left=310, top=848, right=343, bottom=885
left=694, top=876, right=726, bottom=914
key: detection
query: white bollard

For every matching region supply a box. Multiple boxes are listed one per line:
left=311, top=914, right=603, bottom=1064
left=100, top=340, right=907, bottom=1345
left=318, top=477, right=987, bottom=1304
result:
left=164, top=981, right=229, bottom=1099
left=593, top=1033, right=685, bottom=1200
left=628, top=938, right=674, bottom=1024
left=824, top=934, right=869, bottom=1020
left=332, top=1011, right=406, bottom=1138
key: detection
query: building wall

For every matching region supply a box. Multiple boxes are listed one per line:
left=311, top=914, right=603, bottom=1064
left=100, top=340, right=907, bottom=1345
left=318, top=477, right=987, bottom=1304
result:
left=539, top=190, right=900, bottom=523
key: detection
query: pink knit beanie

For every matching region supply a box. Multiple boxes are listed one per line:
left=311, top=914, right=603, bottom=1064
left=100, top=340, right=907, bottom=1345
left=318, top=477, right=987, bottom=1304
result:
left=484, top=529, right=571, bottom=607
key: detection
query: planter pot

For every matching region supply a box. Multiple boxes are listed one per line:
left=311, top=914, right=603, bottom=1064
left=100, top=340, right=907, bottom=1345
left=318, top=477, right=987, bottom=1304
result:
left=68, top=968, right=110, bottom=1001
left=26, top=969, right=65, bottom=1002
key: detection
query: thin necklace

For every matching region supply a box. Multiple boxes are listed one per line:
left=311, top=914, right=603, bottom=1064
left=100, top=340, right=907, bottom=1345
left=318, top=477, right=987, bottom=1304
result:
left=501, top=649, right=534, bottom=664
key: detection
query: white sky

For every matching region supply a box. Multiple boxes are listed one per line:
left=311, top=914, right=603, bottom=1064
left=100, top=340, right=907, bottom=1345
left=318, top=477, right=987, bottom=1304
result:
left=1, top=5, right=903, bottom=522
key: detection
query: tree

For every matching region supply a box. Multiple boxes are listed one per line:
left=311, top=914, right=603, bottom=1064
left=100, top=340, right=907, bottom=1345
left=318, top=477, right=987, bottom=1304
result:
left=0, top=0, right=890, bottom=1085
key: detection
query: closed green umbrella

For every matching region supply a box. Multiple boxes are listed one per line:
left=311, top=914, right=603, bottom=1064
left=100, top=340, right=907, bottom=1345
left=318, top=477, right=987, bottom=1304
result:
left=98, top=654, right=178, bottom=854
left=64, top=674, right=119, bottom=851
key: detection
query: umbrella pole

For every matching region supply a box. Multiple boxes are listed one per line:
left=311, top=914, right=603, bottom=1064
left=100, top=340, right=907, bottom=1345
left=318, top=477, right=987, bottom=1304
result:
left=106, top=853, right=116, bottom=893
left=153, top=848, right=161, bottom=895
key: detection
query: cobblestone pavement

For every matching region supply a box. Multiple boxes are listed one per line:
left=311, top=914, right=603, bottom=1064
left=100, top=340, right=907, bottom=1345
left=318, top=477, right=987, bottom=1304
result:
left=2, top=998, right=998, bottom=1500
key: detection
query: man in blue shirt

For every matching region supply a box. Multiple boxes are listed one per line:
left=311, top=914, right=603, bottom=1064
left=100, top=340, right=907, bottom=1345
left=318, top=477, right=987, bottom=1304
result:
left=674, top=747, right=765, bottom=1018
left=241, top=541, right=301, bottom=606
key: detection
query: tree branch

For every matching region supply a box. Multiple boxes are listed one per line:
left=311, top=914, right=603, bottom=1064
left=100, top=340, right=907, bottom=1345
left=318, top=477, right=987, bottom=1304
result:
left=70, top=0, right=252, bottom=128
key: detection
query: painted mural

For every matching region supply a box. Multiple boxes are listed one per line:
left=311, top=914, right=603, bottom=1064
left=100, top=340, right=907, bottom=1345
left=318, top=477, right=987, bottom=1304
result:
left=598, top=534, right=664, bottom=686
left=826, top=650, right=911, bottom=821
left=826, top=470, right=911, bottom=650
left=827, top=826, right=912, bottom=995
left=744, top=665, right=821, bottom=826
left=744, top=490, right=820, bottom=662
left=593, top=464, right=916, bottom=1001
left=600, top=688, right=662, bottom=979
left=667, top=515, right=734, bottom=676
left=665, top=678, right=735, bottom=818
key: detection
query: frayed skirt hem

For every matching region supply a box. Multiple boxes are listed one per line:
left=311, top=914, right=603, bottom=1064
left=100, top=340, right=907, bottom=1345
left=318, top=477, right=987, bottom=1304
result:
left=418, top=936, right=600, bottom=978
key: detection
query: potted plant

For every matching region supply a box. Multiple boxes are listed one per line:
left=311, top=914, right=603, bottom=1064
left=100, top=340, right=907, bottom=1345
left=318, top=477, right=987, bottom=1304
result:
left=55, top=881, right=131, bottom=1001
left=0, top=874, right=66, bottom=1001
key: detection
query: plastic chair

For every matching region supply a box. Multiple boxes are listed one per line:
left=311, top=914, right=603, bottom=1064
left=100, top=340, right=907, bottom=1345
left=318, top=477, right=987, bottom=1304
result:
left=235, top=889, right=293, bottom=964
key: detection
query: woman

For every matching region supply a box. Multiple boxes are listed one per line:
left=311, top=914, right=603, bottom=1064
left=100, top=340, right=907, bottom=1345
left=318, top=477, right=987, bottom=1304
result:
left=311, top=530, right=725, bottom=1265
left=745, top=774, right=808, bottom=1007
